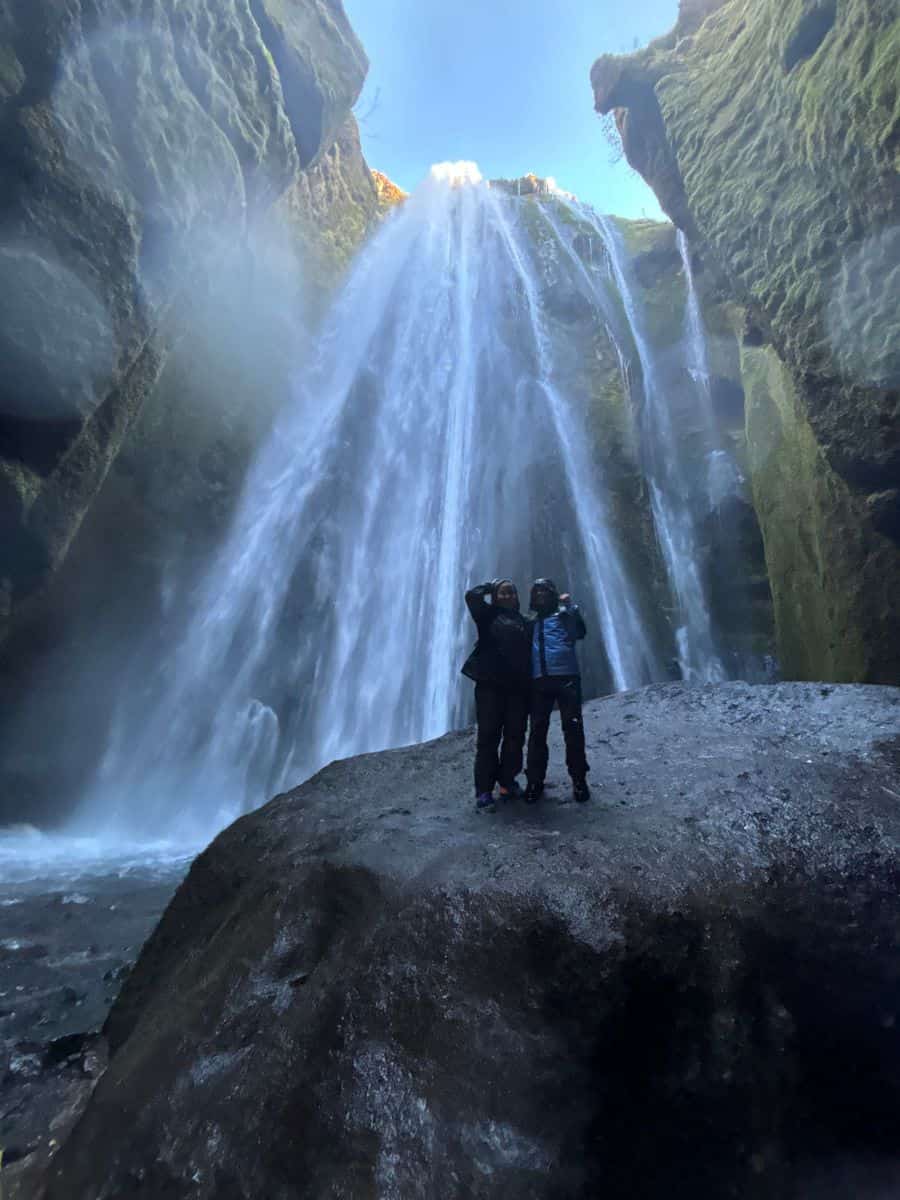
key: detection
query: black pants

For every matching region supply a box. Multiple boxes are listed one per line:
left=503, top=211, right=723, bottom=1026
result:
left=474, top=682, right=529, bottom=795
left=526, top=675, right=589, bottom=786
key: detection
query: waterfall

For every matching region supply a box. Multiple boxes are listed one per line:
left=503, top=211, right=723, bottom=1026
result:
left=678, top=230, right=714, bottom=406
left=75, top=165, right=661, bottom=845
left=677, top=231, right=747, bottom=513
left=567, top=204, right=727, bottom=683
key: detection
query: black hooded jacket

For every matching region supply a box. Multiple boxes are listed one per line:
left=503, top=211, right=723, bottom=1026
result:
left=461, top=583, right=532, bottom=687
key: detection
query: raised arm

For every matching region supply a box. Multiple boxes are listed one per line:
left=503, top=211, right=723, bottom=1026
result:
left=465, top=582, right=494, bottom=625
left=559, top=594, right=587, bottom=640
left=571, top=606, right=587, bottom=640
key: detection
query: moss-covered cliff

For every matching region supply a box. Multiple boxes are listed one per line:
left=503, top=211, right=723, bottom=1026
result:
left=0, top=0, right=378, bottom=648
left=592, top=0, right=900, bottom=682
left=0, top=1, right=381, bottom=824
left=744, top=343, right=900, bottom=682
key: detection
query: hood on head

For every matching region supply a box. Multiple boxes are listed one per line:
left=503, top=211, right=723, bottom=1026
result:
left=491, top=578, right=520, bottom=611
left=529, top=577, right=559, bottom=612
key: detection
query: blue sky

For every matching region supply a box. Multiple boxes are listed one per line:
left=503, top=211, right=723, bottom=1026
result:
left=343, top=0, right=680, bottom=219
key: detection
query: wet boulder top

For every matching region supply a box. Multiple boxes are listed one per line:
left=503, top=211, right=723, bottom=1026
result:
left=42, top=682, right=900, bottom=1198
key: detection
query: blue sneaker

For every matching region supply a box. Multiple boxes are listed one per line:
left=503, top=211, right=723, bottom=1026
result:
left=475, top=792, right=496, bottom=812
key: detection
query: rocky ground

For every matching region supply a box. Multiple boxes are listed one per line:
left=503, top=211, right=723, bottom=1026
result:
left=7, top=681, right=896, bottom=1199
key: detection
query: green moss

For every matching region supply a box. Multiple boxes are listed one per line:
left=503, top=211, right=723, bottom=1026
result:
left=278, top=116, right=380, bottom=304
left=743, top=342, right=900, bottom=683
left=613, top=216, right=670, bottom=258
left=651, top=0, right=900, bottom=467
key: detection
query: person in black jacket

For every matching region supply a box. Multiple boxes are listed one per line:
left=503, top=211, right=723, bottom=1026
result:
left=461, top=579, right=532, bottom=812
left=525, top=578, right=591, bottom=805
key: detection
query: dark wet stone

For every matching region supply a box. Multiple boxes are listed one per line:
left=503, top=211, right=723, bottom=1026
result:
left=40, top=682, right=900, bottom=1199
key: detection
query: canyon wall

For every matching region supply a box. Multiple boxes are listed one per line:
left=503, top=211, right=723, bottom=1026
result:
left=0, top=0, right=379, bottom=646
left=593, top=0, right=900, bottom=681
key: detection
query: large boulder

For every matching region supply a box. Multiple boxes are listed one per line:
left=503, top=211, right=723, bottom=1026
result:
left=591, top=0, right=900, bottom=682
left=0, top=0, right=371, bottom=643
left=40, top=682, right=900, bottom=1198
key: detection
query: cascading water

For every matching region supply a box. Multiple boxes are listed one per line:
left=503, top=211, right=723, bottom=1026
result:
left=677, top=231, right=746, bottom=514
left=75, top=165, right=662, bottom=847
left=566, top=204, right=727, bottom=684
left=678, top=230, right=715, bottom=412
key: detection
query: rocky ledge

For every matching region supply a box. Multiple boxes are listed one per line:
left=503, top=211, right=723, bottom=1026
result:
left=30, top=682, right=900, bottom=1198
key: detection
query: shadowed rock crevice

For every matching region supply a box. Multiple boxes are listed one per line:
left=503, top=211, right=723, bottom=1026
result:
left=782, top=0, right=838, bottom=71
left=248, top=0, right=325, bottom=170
left=0, top=411, right=82, bottom=476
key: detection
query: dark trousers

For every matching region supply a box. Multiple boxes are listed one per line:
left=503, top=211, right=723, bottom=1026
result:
left=526, top=675, right=589, bottom=786
left=474, top=682, right=529, bottom=795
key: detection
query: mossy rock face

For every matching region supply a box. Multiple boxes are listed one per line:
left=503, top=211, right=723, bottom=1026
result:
left=744, top=342, right=900, bottom=683
left=592, top=0, right=900, bottom=491
left=0, top=0, right=374, bottom=644
left=593, top=0, right=900, bottom=681
left=281, top=116, right=379, bottom=304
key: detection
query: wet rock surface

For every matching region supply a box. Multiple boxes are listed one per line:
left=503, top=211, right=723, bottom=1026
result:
left=40, top=682, right=900, bottom=1199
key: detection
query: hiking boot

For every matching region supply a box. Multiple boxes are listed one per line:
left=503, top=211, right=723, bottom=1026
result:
left=524, top=782, right=543, bottom=805
left=498, top=780, right=523, bottom=801
left=475, top=792, right=496, bottom=813
left=572, top=779, right=591, bottom=804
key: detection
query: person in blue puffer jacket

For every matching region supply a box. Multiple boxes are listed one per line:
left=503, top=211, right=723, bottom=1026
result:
left=525, top=578, right=590, bottom=804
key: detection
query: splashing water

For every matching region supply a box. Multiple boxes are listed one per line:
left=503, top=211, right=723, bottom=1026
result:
left=74, top=167, right=663, bottom=845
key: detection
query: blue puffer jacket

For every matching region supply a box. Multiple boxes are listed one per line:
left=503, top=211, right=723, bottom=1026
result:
left=531, top=604, right=587, bottom=678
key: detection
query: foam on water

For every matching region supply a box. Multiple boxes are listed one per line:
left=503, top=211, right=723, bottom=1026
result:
left=0, top=824, right=196, bottom=885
